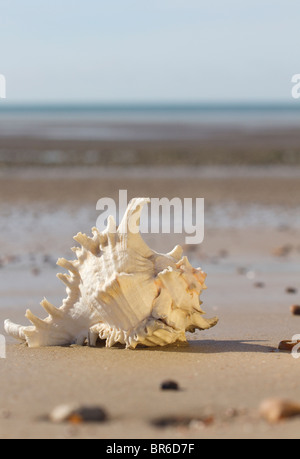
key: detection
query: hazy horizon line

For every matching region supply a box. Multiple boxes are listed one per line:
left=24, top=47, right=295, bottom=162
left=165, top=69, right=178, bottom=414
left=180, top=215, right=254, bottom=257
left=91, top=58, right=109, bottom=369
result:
left=0, top=101, right=300, bottom=111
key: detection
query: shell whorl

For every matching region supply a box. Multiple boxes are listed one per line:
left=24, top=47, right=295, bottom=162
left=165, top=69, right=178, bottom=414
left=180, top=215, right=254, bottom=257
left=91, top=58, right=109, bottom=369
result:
left=4, top=198, right=218, bottom=349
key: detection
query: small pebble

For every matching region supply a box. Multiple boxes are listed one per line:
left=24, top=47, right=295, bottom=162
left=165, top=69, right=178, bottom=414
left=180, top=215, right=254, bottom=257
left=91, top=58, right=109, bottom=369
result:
left=291, top=305, right=300, bottom=316
left=219, top=249, right=228, bottom=259
left=31, top=267, right=41, bottom=277
left=278, top=340, right=300, bottom=351
left=246, top=270, right=256, bottom=280
left=286, top=287, right=298, bottom=295
left=225, top=408, right=238, bottom=418
left=152, top=416, right=186, bottom=428
left=182, top=244, right=197, bottom=253
left=272, top=245, right=292, bottom=257
left=43, top=255, right=51, bottom=264
left=50, top=404, right=108, bottom=424
left=259, top=398, right=300, bottom=423
left=160, top=380, right=180, bottom=391
left=1, top=409, right=11, bottom=419
left=4, top=255, right=17, bottom=265
left=188, top=419, right=206, bottom=430
left=152, top=415, right=213, bottom=429
left=254, top=282, right=265, bottom=288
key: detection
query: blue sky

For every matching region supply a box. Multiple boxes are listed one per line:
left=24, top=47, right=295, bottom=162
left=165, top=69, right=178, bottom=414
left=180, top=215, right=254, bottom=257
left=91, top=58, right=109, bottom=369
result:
left=0, top=0, right=299, bottom=103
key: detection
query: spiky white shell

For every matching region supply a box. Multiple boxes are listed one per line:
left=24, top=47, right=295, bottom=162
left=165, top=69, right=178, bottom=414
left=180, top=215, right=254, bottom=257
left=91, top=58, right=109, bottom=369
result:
left=4, top=198, right=218, bottom=349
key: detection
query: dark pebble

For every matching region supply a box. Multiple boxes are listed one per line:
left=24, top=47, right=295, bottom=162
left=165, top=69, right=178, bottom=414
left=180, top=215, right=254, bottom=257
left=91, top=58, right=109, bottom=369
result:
left=1, top=409, right=11, bottom=419
left=272, top=245, right=292, bottom=257
left=70, top=406, right=107, bottom=423
left=291, top=305, right=300, bottom=316
left=254, top=282, right=265, bottom=288
left=31, top=268, right=41, bottom=276
left=278, top=340, right=300, bottom=351
left=152, top=415, right=214, bottom=429
left=51, top=404, right=108, bottom=424
left=286, top=287, right=298, bottom=295
left=160, top=380, right=179, bottom=391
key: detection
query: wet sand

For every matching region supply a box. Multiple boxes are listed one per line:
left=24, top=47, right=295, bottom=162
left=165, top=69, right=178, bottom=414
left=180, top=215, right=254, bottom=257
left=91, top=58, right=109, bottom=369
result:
left=0, top=167, right=300, bottom=439
left=1, top=124, right=300, bottom=167
left=2, top=165, right=300, bottom=206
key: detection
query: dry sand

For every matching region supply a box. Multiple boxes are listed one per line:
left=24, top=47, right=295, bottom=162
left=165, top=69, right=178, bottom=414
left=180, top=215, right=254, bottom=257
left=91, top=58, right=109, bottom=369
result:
left=0, top=167, right=300, bottom=439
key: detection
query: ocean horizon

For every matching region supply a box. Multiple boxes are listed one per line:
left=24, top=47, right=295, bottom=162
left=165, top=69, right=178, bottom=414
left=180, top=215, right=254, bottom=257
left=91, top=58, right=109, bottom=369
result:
left=0, top=102, right=299, bottom=141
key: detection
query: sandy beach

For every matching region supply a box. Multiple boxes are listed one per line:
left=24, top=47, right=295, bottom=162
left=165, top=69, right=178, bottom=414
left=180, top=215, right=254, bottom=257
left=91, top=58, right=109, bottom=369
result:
left=2, top=0, right=300, bottom=441
left=1, top=165, right=300, bottom=439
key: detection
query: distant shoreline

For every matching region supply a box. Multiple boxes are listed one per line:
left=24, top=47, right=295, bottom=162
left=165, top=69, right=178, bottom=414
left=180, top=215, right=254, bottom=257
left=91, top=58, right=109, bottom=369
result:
left=1, top=101, right=300, bottom=110
left=0, top=102, right=300, bottom=130
left=0, top=105, right=299, bottom=167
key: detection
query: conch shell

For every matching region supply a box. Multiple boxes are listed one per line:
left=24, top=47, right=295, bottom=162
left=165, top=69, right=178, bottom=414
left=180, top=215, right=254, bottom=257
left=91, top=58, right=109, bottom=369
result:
left=4, top=198, right=218, bottom=349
